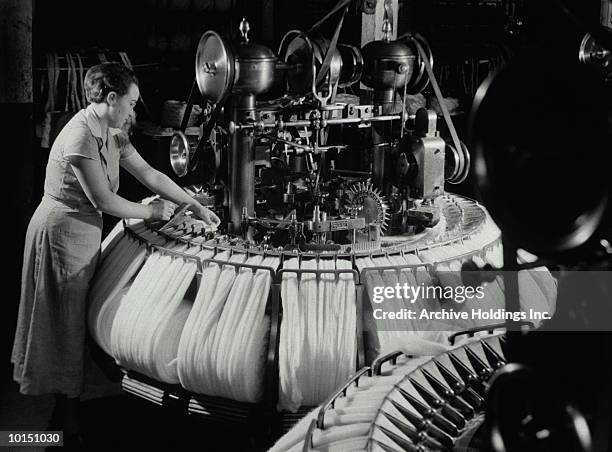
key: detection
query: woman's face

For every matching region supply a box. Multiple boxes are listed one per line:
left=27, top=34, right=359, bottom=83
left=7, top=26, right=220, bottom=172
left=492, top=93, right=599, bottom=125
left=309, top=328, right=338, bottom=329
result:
left=108, top=83, right=139, bottom=129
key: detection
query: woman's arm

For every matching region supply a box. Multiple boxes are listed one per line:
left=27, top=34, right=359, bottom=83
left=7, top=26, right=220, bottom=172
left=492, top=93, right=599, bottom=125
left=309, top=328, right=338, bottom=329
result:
left=120, top=150, right=220, bottom=226
left=70, top=156, right=175, bottom=220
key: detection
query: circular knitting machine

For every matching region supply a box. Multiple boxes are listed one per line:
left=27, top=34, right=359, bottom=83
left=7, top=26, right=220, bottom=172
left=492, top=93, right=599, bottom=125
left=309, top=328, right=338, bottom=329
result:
left=87, top=12, right=560, bottom=449
left=88, top=191, right=556, bottom=441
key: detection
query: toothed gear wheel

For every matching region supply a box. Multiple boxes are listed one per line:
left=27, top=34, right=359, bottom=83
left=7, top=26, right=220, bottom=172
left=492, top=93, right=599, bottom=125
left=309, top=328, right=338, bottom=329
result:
left=350, top=181, right=390, bottom=234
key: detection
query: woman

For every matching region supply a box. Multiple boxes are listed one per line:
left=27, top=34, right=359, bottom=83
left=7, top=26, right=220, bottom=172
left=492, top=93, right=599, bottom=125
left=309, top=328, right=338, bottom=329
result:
left=11, top=62, right=219, bottom=439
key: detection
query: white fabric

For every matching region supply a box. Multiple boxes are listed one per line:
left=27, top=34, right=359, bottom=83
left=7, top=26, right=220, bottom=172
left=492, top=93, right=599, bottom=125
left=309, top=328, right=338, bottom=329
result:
left=278, top=258, right=358, bottom=412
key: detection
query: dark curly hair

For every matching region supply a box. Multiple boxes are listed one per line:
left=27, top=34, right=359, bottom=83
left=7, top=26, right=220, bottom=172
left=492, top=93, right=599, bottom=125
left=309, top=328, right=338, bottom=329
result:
left=84, top=62, right=138, bottom=104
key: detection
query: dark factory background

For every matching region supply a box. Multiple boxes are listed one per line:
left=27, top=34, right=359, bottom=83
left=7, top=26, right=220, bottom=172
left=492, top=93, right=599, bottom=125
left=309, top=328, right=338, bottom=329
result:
left=0, top=0, right=608, bottom=451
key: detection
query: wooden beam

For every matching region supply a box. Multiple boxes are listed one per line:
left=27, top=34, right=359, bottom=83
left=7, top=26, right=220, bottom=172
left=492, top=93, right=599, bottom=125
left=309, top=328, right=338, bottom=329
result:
left=360, top=0, right=398, bottom=99
left=0, top=0, right=33, bottom=103
left=360, top=0, right=398, bottom=47
left=261, top=0, right=274, bottom=44
left=601, top=0, right=612, bottom=29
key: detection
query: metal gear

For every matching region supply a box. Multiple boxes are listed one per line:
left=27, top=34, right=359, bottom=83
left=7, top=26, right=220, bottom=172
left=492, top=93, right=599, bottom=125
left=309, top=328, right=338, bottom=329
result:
left=349, top=181, right=390, bottom=234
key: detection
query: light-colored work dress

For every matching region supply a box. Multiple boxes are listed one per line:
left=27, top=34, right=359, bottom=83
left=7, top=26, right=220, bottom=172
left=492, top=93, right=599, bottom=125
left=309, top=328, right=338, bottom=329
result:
left=12, top=104, right=135, bottom=397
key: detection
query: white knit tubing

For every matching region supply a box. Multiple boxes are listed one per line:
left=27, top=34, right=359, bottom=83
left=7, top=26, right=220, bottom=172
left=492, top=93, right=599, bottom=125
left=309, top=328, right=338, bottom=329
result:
left=277, top=258, right=357, bottom=412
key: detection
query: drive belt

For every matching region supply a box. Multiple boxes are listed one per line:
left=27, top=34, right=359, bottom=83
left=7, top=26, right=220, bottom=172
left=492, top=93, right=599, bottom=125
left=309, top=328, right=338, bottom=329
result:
left=314, top=4, right=349, bottom=88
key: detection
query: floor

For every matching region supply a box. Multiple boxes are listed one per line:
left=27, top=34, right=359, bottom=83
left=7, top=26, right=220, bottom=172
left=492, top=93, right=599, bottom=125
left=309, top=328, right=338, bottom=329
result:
left=0, top=355, right=276, bottom=452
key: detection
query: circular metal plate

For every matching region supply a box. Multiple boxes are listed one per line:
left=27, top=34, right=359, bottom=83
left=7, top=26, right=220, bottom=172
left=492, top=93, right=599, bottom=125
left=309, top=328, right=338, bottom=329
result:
left=445, top=140, right=470, bottom=184
left=195, top=31, right=234, bottom=103
left=445, top=141, right=460, bottom=182
left=578, top=32, right=611, bottom=76
left=169, top=131, right=191, bottom=177
left=338, top=44, right=363, bottom=87
left=284, top=33, right=316, bottom=94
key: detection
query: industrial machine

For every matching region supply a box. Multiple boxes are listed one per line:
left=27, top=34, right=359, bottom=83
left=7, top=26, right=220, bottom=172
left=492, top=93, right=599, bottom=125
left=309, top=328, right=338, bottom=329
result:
left=88, top=1, right=611, bottom=451
left=168, top=8, right=473, bottom=254
left=91, top=1, right=500, bottom=443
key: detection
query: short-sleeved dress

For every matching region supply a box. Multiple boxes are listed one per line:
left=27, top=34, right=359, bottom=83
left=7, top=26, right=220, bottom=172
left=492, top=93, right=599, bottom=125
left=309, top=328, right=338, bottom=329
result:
left=12, top=104, right=135, bottom=397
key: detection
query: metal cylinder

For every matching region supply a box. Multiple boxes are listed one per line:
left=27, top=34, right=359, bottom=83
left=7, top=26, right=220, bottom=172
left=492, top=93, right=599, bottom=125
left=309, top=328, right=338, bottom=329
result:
left=228, top=94, right=256, bottom=233
left=370, top=92, right=396, bottom=190
left=371, top=139, right=386, bottom=190
left=361, top=39, right=414, bottom=91
left=373, top=88, right=395, bottom=107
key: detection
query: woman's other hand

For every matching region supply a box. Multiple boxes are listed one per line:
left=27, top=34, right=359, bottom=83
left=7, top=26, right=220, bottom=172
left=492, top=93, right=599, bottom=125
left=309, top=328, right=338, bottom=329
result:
left=195, top=205, right=221, bottom=228
left=148, top=199, right=176, bottom=220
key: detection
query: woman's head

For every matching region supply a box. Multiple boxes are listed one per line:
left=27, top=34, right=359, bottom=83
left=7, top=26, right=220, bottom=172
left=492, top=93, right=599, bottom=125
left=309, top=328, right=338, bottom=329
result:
left=84, top=62, right=140, bottom=128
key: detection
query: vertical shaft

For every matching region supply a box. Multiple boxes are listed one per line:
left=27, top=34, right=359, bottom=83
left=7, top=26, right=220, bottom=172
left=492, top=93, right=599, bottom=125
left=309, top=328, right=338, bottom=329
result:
left=371, top=88, right=395, bottom=190
left=229, top=94, right=256, bottom=233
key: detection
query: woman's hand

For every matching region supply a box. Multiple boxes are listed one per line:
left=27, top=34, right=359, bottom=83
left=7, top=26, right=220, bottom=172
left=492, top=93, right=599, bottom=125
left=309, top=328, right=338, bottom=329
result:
left=148, top=199, right=176, bottom=220
left=195, top=205, right=221, bottom=228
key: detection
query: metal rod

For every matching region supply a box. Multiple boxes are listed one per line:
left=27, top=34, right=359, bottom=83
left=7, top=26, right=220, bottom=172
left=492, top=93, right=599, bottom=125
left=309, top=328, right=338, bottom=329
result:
left=275, top=62, right=304, bottom=71
left=229, top=95, right=256, bottom=233
left=315, top=366, right=372, bottom=430
left=229, top=114, right=402, bottom=133
left=329, top=169, right=371, bottom=176
left=203, top=257, right=277, bottom=279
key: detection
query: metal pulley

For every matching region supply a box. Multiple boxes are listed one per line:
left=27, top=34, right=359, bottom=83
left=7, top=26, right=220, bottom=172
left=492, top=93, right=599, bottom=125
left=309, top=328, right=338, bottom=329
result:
left=188, top=19, right=276, bottom=181
left=337, top=44, right=363, bottom=87
left=445, top=139, right=470, bottom=184
left=195, top=19, right=277, bottom=101
left=278, top=31, right=318, bottom=94
left=195, top=31, right=235, bottom=103
left=401, top=33, right=433, bottom=94
left=578, top=31, right=612, bottom=81
left=469, top=45, right=612, bottom=257
left=169, top=131, right=199, bottom=177
left=279, top=30, right=362, bottom=95
left=170, top=127, right=222, bottom=179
